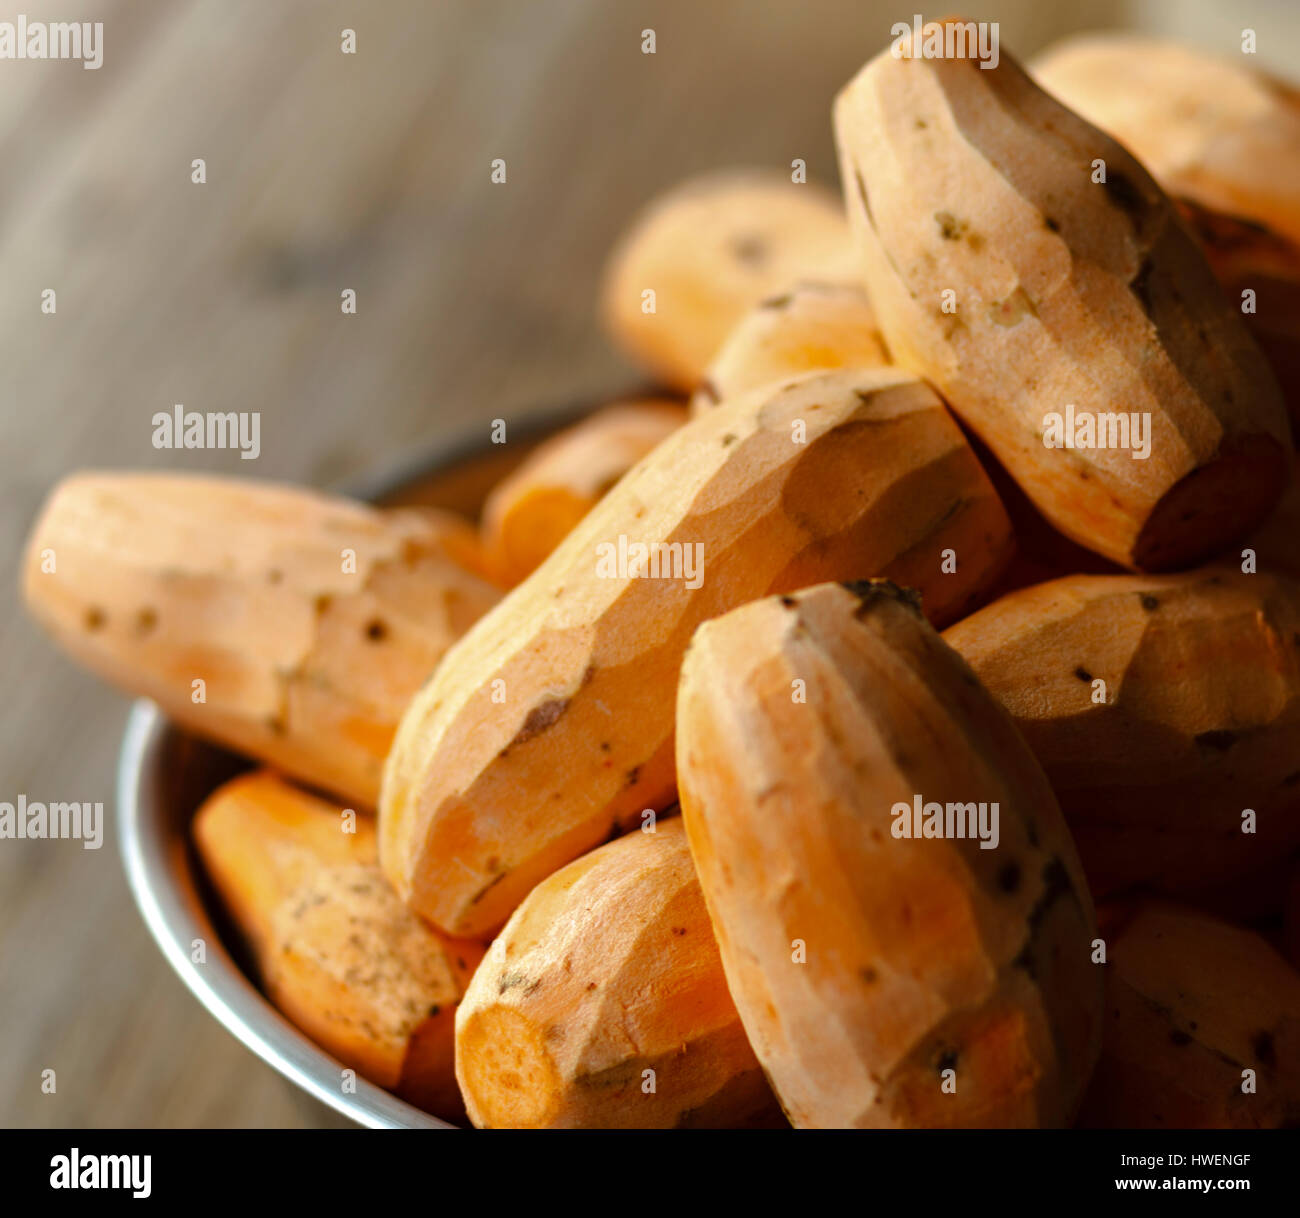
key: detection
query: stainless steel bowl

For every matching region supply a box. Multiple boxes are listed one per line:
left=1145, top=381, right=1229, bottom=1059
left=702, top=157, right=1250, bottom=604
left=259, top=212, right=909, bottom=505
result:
left=114, top=404, right=603, bottom=1129
left=117, top=701, right=449, bottom=1128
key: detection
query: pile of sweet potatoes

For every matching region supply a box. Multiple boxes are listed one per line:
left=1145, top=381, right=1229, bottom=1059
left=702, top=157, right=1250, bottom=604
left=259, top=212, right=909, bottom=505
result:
left=22, top=22, right=1300, bottom=1128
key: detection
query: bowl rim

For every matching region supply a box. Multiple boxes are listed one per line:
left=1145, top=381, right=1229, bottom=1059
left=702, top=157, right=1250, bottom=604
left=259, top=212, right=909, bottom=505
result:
left=116, top=699, right=451, bottom=1129
left=112, top=396, right=624, bottom=1129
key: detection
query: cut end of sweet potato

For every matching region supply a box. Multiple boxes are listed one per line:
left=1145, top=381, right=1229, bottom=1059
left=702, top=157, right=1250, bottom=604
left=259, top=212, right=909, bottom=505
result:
left=193, top=770, right=484, bottom=1120
left=453, top=820, right=783, bottom=1128
left=455, top=1005, right=565, bottom=1128
left=1133, top=432, right=1289, bottom=571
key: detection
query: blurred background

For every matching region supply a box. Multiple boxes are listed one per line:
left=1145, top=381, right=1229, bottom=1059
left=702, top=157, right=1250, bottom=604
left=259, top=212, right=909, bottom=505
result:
left=1, top=0, right=1295, bottom=1127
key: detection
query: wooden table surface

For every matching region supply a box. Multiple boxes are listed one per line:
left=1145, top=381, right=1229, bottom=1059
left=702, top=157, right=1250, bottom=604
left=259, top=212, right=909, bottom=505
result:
left=0, top=0, right=1160, bottom=1127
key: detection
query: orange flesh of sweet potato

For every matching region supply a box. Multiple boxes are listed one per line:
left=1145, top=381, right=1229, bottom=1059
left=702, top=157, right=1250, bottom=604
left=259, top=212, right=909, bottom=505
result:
left=1032, top=34, right=1300, bottom=434
left=21, top=473, right=501, bottom=808
left=1177, top=201, right=1300, bottom=438
left=192, top=770, right=485, bottom=1120
left=675, top=580, right=1101, bottom=1128
left=834, top=20, right=1289, bottom=571
left=1078, top=901, right=1300, bottom=1128
left=454, top=819, right=783, bottom=1128
left=945, top=570, right=1300, bottom=900
left=689, top=280, right=890, bottom=414
left=481, top=399, right=687, bottom=585
left=1033, top=33, right=1300, bottom=249
left=380, top=366, right=1014, bottom=937
left=600, top=168, right=856, bottom=390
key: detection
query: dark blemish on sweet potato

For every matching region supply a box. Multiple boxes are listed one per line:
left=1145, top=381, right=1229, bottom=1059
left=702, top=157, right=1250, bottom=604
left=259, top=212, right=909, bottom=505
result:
left=1075, top=667, right=1092, bottom=682
left=267, top=716, right=286, bottom=736
left=854, top=388, right=881, bottom=405
left=626, top=765, right=641, bottom=786
left=1253, top=1030, right=1277, bottom=1067
left=1131, top=258, right=1157, bottom=316
left=915, top=117, right=928, bottom=129
left=509, top=697, right=569, bottom=748
left=582, top=663, right=597, bottom=687
left=84, top=606, right=106, bottom=631
left=364, top=618, right=388, bottom=642
left=935, top=211, right=965, bottom=240
left=497, top=970, right=530, bottom=995
left=780, top=595, right=797, bottom=608
left=1015, top=859, right=1074, bottom=978
left=760, top=292, right=793, bottom=310
left=545, top=1024, right=566, bottom=1043
left=721, top=433, right=737, bottom=447
left=1027, top=859, right=1072, bottom=933
left=428, top=1003, right=442, bottom=1018
left=697, top=378, right=721, bottom=404
left=456, top=956, right=467, bottom=971
left=1140, top=594, right=1160, bottom=611
left=854, top=170, right=874, bottom=228
left=469, top=872, right=506, bottom=907
left=1195, top=730, right=1238, bottom=752
left=314, top=594, right=332, bottom=615
left=997, top=862, right=1021, bottom=894
left=842, top=579, right=923, bottom=618
left=671, top=926, right=687, bottom=937
left=136, top=607, right=158, bottom=634
left=1044, top=216, right=1060, bottom=233
left=267, top=568, right=283, bottom=584
left=936, top=1048, right=959, bottom=1075
left=600, top=740, right=611, bottom=752
left=1103, top=170, right=1145, bottom=220
left=860, top=966, right=878, bottom=984
left=967, top=232, right=985, bottom=253
left=731, top=234, right=767, bottom=266
left=586, top=981, right=598, bottom=992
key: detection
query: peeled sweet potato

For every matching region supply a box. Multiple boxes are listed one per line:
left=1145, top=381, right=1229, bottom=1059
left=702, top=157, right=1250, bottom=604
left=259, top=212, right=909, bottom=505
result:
left=380, top=366, right=1014, bottom=937
left=454, top=818, right=782, bottom=1129
left=834, top=20, right=1290, bottom=571
left=961, top=429, right=1128, bottom=599
left=676, top=580, right=1102, bottom=1128
left=192, top=770, right=485, bottom=1119
left=1033, top=33, right=1300, bottom=248
left=22, top=473, right=501, bottom=808
left=600, top=168, right=854, bottom=390
left=1178, top=200, right=1300, bottom=435
left=944, top=571, right=1300, bottom=901
left=1078, top=901, right=1300, bottom=1128
left=1032, top=34, right=1300, bottom=432
left=481, top=399, right=687, bottom=585
left=689, top=280, right=890, bottom=413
